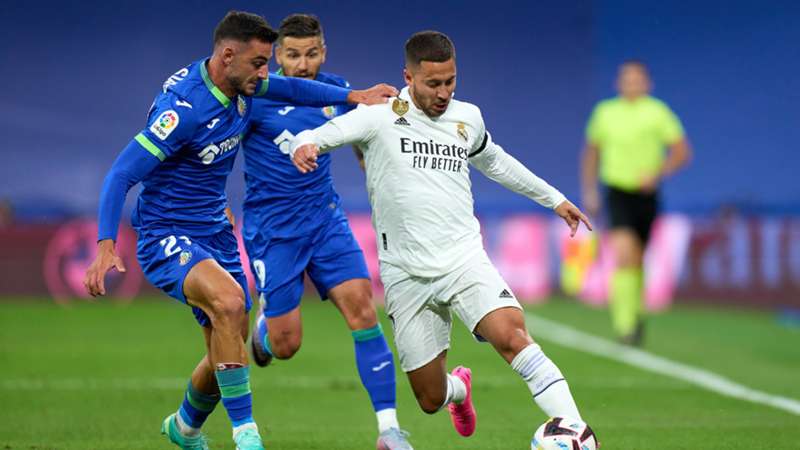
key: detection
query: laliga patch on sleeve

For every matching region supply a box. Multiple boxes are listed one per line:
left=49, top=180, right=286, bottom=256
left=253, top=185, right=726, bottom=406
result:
left=149, top=110, right=180, bottom=140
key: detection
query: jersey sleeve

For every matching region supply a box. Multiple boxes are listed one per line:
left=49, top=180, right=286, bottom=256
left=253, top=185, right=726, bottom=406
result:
left=290, top=104, right=379, bottom=155
left=96, top=139, right=162, bottom=241
left=136, top=93, right=199, bottom=161
left=337, top=78, right=357, bottom=114
left=470, top=135, right=567, bottom=209
left=658, top=103, right=685, bottom=145
left=257, top=73, right=351, bottom=106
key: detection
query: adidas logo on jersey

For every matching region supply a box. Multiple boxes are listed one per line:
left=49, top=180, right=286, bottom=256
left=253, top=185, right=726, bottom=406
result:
left=499, top=289, right=514, bottom=299
left=394, top=117, right=411, bottom=126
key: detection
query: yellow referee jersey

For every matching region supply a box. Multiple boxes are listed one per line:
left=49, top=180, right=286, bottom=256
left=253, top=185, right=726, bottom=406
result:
left=586, top=96, right=684, bottom=191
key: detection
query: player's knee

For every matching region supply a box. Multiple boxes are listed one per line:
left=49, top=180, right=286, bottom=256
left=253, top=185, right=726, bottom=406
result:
left=343, top=289, right=378, bottom=330
left=270, top=331, right=302, bottom=360
left=411, top=383, right=446, bottom=414
left=497, top=327, right=533, bottom=358
left=416, top=392, right=446, bottom=414
left=207, top=285, right=246, bottom=326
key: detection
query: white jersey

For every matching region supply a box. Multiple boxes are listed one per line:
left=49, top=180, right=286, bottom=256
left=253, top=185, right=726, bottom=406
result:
left=292, top=87, right=566, bottom=277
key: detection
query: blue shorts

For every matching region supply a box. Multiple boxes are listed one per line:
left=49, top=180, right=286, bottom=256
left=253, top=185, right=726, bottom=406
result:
left=244, top=210, right=370, bottom=318
left=137, top=228, right=252, bottom=327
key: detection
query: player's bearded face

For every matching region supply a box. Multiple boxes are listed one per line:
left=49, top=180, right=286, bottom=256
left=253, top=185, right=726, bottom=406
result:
left=276, top=36, right=326, bottom=80
left=405, top=59, right=457, bottom=117
left=227, top=39, right=272, bottom=96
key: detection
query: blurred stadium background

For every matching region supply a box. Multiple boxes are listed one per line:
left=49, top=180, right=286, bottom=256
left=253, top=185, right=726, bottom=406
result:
left=1, top=1, right=799, bottom=449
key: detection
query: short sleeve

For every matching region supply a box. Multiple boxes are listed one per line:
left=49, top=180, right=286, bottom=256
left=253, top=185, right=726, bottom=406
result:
left=658, top=103, right=685, bottom=145
left=136, top=93, right=198, bottom=161
left=585, top=104, right=603, bottom=145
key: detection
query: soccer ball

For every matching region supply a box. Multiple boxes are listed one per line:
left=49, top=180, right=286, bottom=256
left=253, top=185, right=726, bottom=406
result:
left=531, top=416, right=598, bottom=450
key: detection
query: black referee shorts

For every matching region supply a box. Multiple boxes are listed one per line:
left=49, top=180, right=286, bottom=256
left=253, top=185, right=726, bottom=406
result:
left=606, top=186, right=659, bottom=244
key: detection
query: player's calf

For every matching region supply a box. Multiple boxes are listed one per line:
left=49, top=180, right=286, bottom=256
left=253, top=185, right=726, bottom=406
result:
left=510, top=343, right=582, bottom=420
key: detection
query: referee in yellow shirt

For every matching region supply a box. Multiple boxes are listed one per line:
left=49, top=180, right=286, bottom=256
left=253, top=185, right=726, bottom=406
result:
left=581, top=60, right=691, bottom=345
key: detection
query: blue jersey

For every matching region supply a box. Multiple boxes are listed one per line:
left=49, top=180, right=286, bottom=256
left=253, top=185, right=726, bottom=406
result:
left=242, top=72, right=353, bottom=238
left=131, top=59, right=263, bottom=237
left=94, top=58, right=354, bottom=243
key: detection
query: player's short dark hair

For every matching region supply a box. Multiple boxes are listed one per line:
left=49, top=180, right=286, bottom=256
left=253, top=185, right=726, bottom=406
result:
left=213, top=11, right=278, bottom=45
left=405, top=31, right=455, bottom=67
left=620, top=59, right=649, bottom=73
left=278, top=14, right=324, bottom=44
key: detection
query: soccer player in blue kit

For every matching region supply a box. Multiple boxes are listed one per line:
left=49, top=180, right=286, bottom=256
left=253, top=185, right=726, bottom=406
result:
left=83, top=11, right=396, bottom=450
left=242, top=15, right=413, bottom=450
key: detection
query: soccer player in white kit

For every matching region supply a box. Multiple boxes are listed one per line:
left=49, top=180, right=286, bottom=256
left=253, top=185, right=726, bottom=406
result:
left=290, top=31, right=593, bottom=439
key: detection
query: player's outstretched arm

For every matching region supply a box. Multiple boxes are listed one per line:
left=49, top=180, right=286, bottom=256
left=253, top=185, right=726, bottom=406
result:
left=84, top=139, right=160, bottom=297
left=262, top=74, right=397, bottom=106
left=470, top=136, right=592, bottom=235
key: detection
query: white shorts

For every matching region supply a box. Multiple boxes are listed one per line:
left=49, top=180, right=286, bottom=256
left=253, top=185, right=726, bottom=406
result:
left=381, top=251, right=522, bottom=372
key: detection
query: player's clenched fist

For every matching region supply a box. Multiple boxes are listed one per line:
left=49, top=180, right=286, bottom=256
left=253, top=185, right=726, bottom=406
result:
left=84, top=239, right=127, bottom=297
left=347, top=83, right=398, bottom=105
left=292, top=143, right=321, bottom=173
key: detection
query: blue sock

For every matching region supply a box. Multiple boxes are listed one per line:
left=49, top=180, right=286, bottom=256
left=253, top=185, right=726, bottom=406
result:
left=178, top=380, right=220, bottom=429
left=256, top=315, right=273, bottom=356
left=353, top=324, right=396, bottom=412
left=215, top=365, right=255, bottom=428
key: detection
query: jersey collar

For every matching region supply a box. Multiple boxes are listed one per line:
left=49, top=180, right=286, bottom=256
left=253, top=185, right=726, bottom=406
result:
left=200, top=59, right=232, bottom=109
left=399, top=87, right=422, bottom=115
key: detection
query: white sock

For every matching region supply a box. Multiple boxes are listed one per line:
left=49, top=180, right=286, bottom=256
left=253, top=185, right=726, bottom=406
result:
left=444, top=373, right=467, bottom=406
left=376, top=408, right=399, bottom=433
left=511, top=343, right=582, bottom=420
left=175, top=411, right=201, bottom=437
left=232, top=422, right=258, bottom=439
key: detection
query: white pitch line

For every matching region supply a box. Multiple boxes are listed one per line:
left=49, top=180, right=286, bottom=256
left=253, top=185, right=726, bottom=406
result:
left=526, top=313, right=800, bottom=416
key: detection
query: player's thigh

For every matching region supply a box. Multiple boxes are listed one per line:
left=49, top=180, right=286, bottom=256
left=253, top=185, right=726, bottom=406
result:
left=447, top=252, right=524, bottom=342
left=632, top=191, right=659, bottom=244
left=474, top=307, right=533, bottom=363
left=137, top=232, right=222, bottom=327
left=383, top=264, right=451, bottom=373
left=306, top=214, right=371, bottom=303
left=329, top=278, right=377, bottom=330
left=249, top=235, right=312, bottom=319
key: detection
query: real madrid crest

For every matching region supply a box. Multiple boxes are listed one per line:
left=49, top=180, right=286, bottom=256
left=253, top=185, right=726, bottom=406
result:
left=392, top=98, right=409, bottom=116
left=237, top=95, right=247, bottom=117
left=457, top=122, right=469, bottom=142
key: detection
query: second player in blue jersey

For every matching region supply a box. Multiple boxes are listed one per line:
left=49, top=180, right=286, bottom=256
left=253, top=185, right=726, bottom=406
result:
left=241, top=15, right=412, bottom=450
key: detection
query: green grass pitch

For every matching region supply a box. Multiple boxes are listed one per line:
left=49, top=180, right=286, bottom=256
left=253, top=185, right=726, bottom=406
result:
left=1, top=296, right=798, bottom=449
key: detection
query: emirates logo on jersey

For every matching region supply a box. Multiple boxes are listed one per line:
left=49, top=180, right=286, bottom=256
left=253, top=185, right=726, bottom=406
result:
left=400, top=137, right=468, bottom=173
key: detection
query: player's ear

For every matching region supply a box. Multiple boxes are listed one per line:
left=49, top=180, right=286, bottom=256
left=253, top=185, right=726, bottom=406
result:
left=221, top=45, right=236, bottom=66
left=403, top=67, right=413, bottom=86
left=319, top=45, right=327, bottom=65
left=275, top=45, right=284, bottom=67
